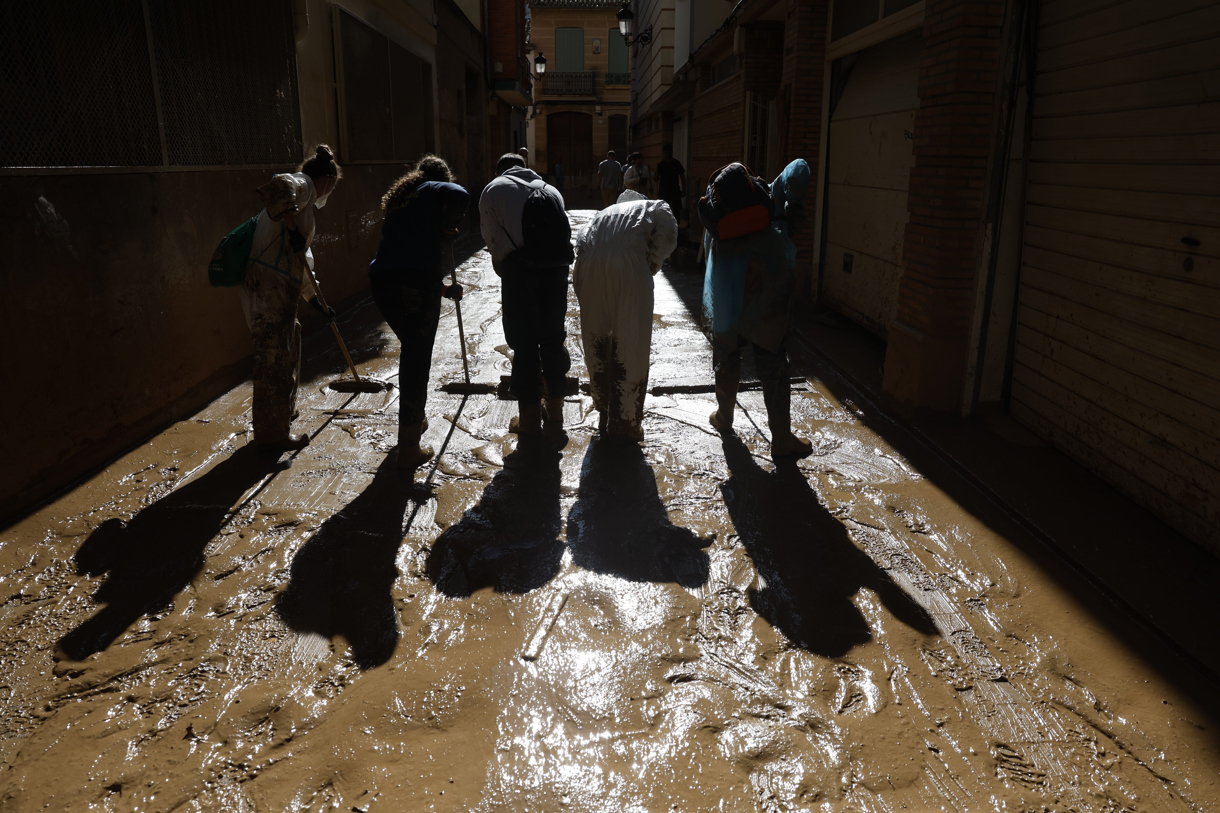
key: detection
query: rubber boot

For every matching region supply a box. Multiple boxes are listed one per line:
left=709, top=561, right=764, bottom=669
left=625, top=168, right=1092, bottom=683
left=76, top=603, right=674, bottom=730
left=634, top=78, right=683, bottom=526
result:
left=396, top=422, right=434, bottom=469
left=544, top=397, right=564, bottom=428
left=763, top=379, right=812, bottom=458
left=709, top=355, right=741, bottom=434
left=509, top=402, right=543, bottom=435
left=258, top=433, right=310, bottom=454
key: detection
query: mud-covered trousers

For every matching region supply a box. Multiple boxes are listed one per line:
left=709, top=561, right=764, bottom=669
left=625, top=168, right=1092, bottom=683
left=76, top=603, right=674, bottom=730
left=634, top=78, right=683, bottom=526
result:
left=500, top=262, right=571, bottom=404
left=370, top=269, right=443, bottom=429
left=245, top=266, right=303, bottom=444
left=714, top=333, right=791, bottom=391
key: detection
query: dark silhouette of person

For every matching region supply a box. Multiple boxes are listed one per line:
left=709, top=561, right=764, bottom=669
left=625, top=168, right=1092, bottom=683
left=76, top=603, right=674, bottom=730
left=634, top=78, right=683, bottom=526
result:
left=566, top=438, right=711, bottom=588
left=425, top=446, right=565, bottom=597
left=59, top=445, right=283, bottom=661
left=278, top=455, right=426, bottom=669
left=719, top=436, right=936, bottom=657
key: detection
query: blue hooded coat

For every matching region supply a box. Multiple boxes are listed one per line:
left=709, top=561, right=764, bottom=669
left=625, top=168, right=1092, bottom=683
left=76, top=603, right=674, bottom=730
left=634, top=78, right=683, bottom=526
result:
left=702, top=159, right=811, bottom=359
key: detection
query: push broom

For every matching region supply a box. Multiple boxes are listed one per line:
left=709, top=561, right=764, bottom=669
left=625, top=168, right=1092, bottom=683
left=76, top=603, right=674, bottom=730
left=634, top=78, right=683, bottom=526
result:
left=301, top=261, right=392, bottom=394
left=439, top=242, right=498, bottom=396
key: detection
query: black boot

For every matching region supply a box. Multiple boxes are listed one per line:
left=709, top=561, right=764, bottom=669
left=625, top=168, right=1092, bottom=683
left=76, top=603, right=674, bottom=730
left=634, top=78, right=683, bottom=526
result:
left=762, top=379, right=812, bottom=458
left=709, top=354, right=741, bottom=434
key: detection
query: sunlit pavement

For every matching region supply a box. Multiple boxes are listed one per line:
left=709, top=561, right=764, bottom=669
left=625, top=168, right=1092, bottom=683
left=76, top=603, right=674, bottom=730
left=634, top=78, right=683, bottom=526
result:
left=1, top=212, right=1217, bottom=812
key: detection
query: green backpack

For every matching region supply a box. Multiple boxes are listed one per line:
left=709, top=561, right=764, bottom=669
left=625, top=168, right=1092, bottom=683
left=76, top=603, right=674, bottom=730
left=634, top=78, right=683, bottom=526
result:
left=208, top=216, right=259, bottom=287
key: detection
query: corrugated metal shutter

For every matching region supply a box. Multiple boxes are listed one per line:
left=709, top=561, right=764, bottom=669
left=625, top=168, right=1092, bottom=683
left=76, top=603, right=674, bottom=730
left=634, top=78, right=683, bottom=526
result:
left=1011, top=0, right=1220, bottom=549
left=823, top=30, right=922, bottom=336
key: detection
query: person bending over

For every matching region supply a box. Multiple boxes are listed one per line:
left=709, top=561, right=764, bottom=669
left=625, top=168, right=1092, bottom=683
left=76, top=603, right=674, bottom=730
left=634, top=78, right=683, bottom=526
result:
left=242, top=144, right=342, bottom=454
left=479, top=153, right=575, bottom=439
left=574, top=195, right=678, bottom=441
left=368, top=155, right=469, bottom=468
left=703, top=159, right=814, bottom=459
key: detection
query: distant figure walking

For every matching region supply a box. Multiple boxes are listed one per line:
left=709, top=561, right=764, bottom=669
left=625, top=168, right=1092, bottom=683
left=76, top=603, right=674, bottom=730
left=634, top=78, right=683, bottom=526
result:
left=702, top=159, right=813, bottom=459
left=480, top=153, right=575, bottom=438
left=656, top=143, right=686, bottom=227
left=597, top=150, right=624, bottom=208
left=242, top=145, right=342, bottom=453
left=368, top=155, right=470, bottom=468
left=518, top=146, right=530, bottom=166
left=574, top=191, right=678, bottom=442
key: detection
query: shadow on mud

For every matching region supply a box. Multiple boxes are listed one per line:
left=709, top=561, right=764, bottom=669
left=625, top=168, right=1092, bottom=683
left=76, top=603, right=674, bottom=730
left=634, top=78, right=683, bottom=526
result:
left=720, top=437, right=937, bottom=657
left=425, top=445, right=565, bottom=597
left=277, top=455, right=427, bottom=669
left=567, top=438, right=711, bottom=588
left=59, top=445, right=282, bottom=661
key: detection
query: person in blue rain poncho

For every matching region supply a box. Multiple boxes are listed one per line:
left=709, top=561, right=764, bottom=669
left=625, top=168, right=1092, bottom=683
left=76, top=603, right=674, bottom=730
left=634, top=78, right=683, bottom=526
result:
left=703, top=159, right=813, bottom=458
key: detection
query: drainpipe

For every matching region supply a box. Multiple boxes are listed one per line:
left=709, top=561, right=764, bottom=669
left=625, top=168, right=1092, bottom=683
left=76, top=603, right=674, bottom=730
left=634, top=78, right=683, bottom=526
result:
left=963, top=0, right=1036, bottom=415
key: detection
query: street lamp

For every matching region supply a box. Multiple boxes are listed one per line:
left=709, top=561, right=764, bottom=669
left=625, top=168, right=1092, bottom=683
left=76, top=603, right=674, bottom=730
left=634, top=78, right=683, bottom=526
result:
left=534, top=52, right=547, bottom=75
left=616, top=4, right=652, bottom=45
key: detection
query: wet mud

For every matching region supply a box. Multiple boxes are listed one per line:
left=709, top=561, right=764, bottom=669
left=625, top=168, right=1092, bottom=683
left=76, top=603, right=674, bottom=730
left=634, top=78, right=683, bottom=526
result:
left=0, top=213, right=1217, bottom=812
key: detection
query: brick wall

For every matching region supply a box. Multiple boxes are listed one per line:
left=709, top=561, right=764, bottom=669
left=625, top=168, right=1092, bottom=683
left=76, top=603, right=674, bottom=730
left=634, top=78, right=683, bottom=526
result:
left=690, top=71, right=745, bottom=205
left=778, top=0, right=829, bottom=302
left=883, top=0, right=1004, bottom=410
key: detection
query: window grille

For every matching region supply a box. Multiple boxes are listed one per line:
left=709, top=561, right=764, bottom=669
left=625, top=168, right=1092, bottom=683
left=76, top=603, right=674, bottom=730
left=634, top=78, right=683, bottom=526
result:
left=150, top=0, right=302, bottom=166
left=338, top=10, right=434, bottom=162
left=0, top=0, right=302, bottom=170
left=0, top=0, right=161, bottom=168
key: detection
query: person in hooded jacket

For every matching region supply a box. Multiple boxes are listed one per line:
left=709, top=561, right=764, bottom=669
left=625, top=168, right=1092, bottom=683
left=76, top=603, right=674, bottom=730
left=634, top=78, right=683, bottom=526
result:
left=241, top=144, right=341, bottom=453
left=702, top=159, right=813, bottom=459
left=573, top=191, right=678, bottom=441
left=369, top=155, right=470, bottom=469
left=479, top=153, right=573, bottom=439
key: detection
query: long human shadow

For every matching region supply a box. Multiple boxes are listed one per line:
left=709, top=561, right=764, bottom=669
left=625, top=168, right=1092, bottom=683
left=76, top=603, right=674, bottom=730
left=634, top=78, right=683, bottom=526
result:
left=425, top=446, right=565, bottom=597
left=60, top=445, right=282, bottom=661
left=277, top=456, right=426, bottom=669
left=566, top=439, right=712, bottom=588
left=720, top=436, right=936, bottom=657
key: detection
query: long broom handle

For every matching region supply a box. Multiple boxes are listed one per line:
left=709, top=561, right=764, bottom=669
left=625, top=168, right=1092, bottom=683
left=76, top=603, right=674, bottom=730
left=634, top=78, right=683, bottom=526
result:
left=299, top=253, right=363, bottom=384
left=449, top=242, right=472, bottom=386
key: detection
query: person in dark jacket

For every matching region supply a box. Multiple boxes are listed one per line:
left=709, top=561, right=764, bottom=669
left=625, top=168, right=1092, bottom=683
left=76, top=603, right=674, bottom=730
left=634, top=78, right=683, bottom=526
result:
left=369, top=155, right=470, bottom=468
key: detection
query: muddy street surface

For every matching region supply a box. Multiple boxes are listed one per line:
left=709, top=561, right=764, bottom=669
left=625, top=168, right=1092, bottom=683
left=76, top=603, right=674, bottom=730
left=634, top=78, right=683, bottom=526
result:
left=2, top=211, right=1218, bottom=812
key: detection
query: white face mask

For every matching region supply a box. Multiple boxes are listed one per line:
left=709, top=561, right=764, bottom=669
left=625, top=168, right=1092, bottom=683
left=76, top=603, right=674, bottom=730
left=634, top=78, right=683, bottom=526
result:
left=314, top=189, right=331, bottom=209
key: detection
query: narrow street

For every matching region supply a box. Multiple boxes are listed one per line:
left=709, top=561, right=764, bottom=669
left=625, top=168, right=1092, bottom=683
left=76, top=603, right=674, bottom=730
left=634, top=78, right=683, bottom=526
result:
left=0, top=212, right=1216, bottom=813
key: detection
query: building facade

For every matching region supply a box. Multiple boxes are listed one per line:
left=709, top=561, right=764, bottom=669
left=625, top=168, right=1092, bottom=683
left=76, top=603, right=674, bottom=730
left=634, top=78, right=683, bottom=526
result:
left=632, top=0, right=1220, bottom=550
left=528, top=0, right=633, bottom=190
left=0, top=0, right=519, bottom=524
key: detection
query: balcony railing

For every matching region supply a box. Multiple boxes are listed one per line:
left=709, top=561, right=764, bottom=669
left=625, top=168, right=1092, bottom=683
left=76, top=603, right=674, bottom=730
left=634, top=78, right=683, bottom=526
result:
left=541, top=71, right=595, bottom=95
left=606, top=72, right=630, bottom=86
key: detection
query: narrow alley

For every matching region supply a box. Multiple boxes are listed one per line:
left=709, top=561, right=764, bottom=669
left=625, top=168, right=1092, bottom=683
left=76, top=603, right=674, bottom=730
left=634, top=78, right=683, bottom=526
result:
left=0, top=214, right=1216, bottom=812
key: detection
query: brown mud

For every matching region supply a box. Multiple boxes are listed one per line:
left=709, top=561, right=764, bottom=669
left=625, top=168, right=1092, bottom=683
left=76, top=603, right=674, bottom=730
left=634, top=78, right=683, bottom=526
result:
left=0, top=213, right=1217, bottom=812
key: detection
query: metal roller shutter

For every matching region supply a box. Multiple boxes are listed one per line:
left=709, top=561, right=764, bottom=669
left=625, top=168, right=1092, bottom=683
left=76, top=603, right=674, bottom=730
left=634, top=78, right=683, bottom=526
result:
left=1011, top=0, right=1220, bottom=549
left=823, top=30, right=923, bottom=337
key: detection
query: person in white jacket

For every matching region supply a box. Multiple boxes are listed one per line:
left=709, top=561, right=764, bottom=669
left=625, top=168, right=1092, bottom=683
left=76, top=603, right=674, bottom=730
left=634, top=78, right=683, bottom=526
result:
left=573, top=193, right=678, bottom=441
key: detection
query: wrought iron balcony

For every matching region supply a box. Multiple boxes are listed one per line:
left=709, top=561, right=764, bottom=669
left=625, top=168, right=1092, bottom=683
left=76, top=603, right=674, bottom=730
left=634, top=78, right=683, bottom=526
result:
left=541, top=71, right=595, bottom=95
left=606, top=72, right=631, bottom=86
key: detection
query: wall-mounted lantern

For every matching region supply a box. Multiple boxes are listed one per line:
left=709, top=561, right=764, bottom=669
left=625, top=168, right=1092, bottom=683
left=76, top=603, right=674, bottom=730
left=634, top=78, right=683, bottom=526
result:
left=534, top=52, right=548, bottom=75
left=616, top=4, right=652, bottom=45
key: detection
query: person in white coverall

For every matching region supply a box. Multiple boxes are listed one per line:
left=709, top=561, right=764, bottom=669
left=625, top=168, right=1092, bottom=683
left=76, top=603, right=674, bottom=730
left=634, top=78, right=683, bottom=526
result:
left=573, top=193, right=678, bottom=441
left=241, top=145, right=342, bottom=453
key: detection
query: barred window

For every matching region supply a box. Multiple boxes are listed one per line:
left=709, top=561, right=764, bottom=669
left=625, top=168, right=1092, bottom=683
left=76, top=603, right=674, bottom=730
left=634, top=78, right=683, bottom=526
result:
left=0, top=0, right=302, bottom=170
left=337, top=9, right=434, bottom=163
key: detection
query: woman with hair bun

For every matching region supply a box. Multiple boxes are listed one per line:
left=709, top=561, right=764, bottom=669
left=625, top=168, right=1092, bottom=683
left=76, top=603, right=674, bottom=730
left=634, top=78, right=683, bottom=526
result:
left=242, top=144, right=343, bottom=454
left=369, top=154, right=470, bottom=469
